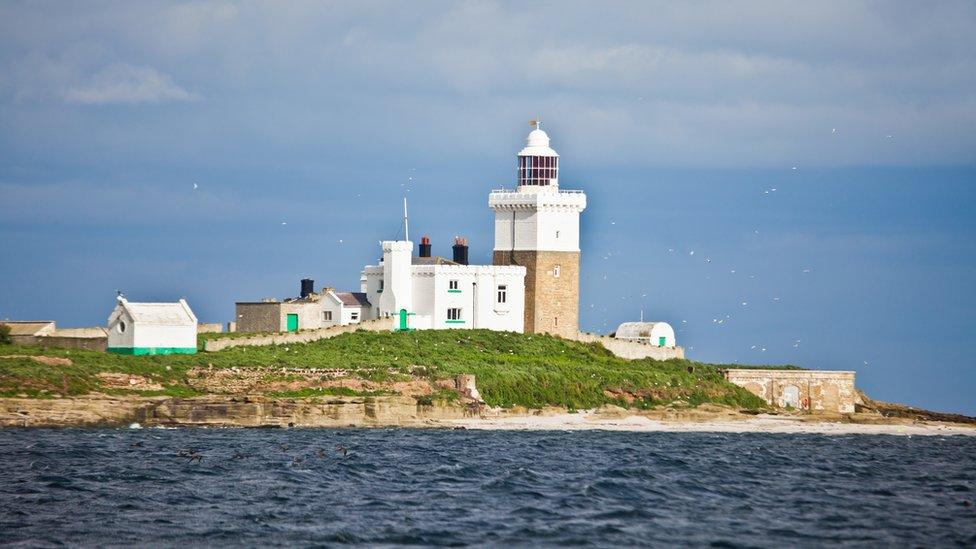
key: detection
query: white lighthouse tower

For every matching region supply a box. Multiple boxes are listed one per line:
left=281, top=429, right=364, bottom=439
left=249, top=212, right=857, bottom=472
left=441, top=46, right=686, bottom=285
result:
left=489, top=121, right=587, bottom=338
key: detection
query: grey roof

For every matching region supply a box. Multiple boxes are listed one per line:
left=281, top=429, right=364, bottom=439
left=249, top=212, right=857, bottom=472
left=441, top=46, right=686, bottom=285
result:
left=412, top=256, right=459, bottom=266
left=1, top=321, right=55, bottom=336
left=337, top=292, right=371, bottom=308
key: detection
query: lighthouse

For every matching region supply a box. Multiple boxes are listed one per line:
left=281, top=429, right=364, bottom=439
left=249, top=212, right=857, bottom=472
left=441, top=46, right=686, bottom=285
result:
left=489, top=122, right=587, bottom=338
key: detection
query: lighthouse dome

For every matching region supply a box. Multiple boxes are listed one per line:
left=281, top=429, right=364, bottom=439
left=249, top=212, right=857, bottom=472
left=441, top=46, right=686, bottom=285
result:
left=519, top=128, right=558, bottom=157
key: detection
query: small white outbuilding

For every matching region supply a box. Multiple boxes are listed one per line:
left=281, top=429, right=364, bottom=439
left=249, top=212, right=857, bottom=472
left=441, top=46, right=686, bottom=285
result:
left=614, top=321, right=676, bottom=348
left=107, top=297, right=198, bottom=355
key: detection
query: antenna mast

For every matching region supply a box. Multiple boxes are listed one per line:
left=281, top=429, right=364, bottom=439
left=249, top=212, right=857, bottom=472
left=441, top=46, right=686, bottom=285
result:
left=403, top=197, right=409, bottom=242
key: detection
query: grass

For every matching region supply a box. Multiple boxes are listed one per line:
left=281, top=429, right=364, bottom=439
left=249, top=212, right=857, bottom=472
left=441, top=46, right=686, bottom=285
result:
left=0, top=329, right=771, bottom=410
left=264, top=387, right=398, bottom=398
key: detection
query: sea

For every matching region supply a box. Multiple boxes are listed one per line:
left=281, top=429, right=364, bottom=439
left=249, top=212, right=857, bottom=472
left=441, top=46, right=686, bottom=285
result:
left=1, top=428, right=974, bottom=547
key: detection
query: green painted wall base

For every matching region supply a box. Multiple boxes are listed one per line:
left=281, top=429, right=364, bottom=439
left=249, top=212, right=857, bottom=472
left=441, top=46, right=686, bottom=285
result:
left=108, top=347, right=197, bottom=356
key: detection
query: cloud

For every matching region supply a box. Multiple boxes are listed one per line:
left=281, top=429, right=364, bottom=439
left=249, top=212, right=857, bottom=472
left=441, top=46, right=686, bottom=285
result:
left=64, top=63, right=199, bottom=105
left=0, top=1, right=973, bottom=165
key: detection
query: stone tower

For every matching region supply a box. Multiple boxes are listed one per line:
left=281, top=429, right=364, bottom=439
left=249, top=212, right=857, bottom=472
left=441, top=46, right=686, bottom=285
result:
left=489, top=122, right=586, bottom=338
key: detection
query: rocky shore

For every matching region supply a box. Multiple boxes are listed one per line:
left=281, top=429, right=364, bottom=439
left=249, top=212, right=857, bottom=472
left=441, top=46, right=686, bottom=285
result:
left=2, top=394, right=974, bottom=435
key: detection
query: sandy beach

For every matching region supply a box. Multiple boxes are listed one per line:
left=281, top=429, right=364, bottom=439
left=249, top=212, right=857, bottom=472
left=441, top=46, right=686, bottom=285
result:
left=438, top=410, right=976, bottom=436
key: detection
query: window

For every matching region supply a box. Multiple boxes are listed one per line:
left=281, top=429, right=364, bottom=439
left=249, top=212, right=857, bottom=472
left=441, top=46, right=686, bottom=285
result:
left=553, top=265, right=561, bottom=278
left=378, top=279, right=384, bottom=293
left=497, top=285, right=507, bottom=304
left=447, top=308, right=462, bottom=321
left=554, top=316, right=558, bottom=327
left=117, top=321, right=126, bottom=333
left=350, top=312, right=359, bottom=321
left=323, top=311, right=333, bottom=321
left=448, top=280, right=460, bottom=292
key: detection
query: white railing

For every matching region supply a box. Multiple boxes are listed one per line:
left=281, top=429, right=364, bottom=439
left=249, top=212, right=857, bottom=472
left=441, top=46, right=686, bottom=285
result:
left=489, top=188, right=585, bottom=194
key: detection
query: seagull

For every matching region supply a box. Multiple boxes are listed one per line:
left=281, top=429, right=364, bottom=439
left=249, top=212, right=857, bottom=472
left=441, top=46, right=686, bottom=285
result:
left=192, top=182, right=198, bottom=190
left=792, top=166, right=798, bottom=170
left=281, top=222, right=287, bottom=226
left=832, top=128, right=837, bottom=134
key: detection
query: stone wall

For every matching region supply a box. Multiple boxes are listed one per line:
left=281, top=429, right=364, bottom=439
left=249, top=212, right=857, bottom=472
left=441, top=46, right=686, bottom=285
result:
left=10, top=333, right=108, bottom=352
left=571, top=332, right=685, bottom=361
left=493, top=249, right=580, bottom=339
left=197, top=323, right=223, bottom=334
left=38, top=335, right=108, bottom=352
left=203, top=317, right=393, bottom=352
left=723, top=369, right=856, bottom=414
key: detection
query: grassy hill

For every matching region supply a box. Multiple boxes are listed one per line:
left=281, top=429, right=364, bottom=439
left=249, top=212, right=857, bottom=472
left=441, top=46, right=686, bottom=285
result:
left=0, top=329, right=770, bottom=410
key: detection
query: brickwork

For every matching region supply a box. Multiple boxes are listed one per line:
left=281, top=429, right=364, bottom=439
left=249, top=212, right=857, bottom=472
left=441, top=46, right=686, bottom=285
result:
left=723, top=369, right=856, bottom=414
left=493, top=250, right=579, bottom=338
left=235, top=303, right=281, bottom=333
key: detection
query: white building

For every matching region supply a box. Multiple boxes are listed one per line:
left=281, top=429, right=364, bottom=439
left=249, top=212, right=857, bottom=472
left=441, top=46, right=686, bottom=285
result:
left=614, top=321, right=677, bottom=348
left=361, top=239, right=526, bottom=331
left=320, top=288, right=371, bottom=327
left=107, top=297, right=198, bottom=355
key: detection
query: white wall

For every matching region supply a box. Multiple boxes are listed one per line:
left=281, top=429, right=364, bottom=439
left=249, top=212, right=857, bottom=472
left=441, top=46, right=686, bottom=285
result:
left=280, top=301, right=323, bottom=331
left=340, top=306, right=365, bottom=325
left=131, top=322, right=198, bottom=349
left=421, top=265, right=525, bottom=332
left=320, top=293, right=342, bottom=328
left=106, top=306, right=134, bottom=348
left=379, top=240, right=413, bottom=317
left=363, top=266, right=383, bottom=320
left=490, top=191, right=586, bottom=252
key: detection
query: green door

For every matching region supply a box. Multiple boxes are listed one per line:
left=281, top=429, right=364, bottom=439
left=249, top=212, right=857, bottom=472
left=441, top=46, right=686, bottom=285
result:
left=658, top=336, right=666, bottom=346
left=286, top=313, right=299, bottom=332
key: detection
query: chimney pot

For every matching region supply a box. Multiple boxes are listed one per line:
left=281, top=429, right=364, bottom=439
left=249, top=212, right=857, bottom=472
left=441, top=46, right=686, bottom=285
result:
left=452, top=236, right=469, bottom=265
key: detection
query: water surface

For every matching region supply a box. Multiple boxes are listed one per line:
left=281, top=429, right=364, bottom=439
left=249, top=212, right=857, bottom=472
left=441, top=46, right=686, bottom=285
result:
left=1, top=429, right=974, bottom=546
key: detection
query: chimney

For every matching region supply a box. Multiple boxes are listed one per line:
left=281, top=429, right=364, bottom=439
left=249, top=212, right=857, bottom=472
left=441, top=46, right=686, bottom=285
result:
left=452, top=236, right=469, bottom=265
left=300, top=278, right=314, bottom=298
left=419, top=235, right=432, bottom=258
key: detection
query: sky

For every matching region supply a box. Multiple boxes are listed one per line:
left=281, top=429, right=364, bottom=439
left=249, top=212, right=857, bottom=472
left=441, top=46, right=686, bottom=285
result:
left=1, top=1, right=975, bottom=414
